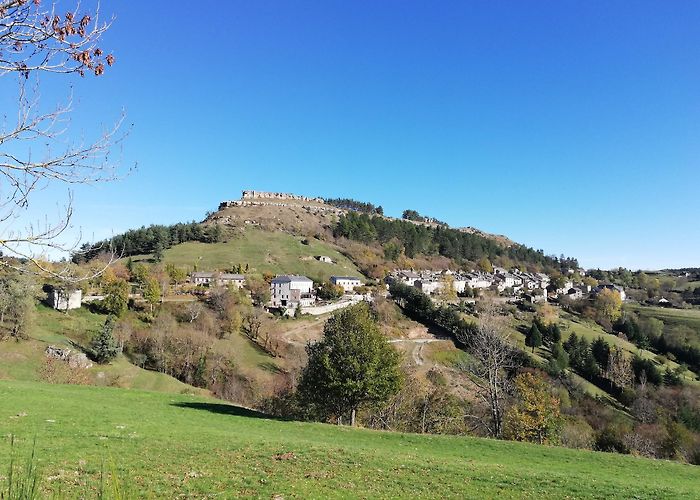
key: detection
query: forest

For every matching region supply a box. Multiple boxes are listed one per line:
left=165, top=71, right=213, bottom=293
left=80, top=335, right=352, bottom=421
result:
left=334, top=211, right=578, bottom=270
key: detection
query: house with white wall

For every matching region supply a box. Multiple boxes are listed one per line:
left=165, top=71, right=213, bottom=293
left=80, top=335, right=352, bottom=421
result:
left=330, top=276, right=362, bottom=293
left=191, top=272, right=246, bottom=288
left=270, top=275, right=315, bottom=308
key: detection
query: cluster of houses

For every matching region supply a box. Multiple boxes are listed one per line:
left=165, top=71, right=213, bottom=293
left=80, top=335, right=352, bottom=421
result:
left=385, top=268, right=625, bottom=304
left=269, top=274, right=363, bottom=309
left=190, top=271, right=363, bottom=310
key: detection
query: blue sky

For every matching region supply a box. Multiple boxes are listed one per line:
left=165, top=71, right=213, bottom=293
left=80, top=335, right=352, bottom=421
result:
left=15, top=1, right=700, bottom=270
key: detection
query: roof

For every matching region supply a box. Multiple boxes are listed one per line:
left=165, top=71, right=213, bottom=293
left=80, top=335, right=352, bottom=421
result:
left=271, top=275, right=313, bottom=284
left=331, top=276, right=361, bottom=281
left=191, top=272, right=244, bottom=280
left=220, top=274, right=245, bottom=280
left=191, top=272, right=215, bottom=278
left=399, top=271, right=419, bottom=278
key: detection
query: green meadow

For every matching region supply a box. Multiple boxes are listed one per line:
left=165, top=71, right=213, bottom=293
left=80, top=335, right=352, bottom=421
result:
left=1, top=380, right=698, bottom=498
left=134, top=229, right=363, bottom=283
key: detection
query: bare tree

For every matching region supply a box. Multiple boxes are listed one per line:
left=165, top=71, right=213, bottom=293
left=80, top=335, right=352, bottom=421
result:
left=0, top=0, right=126, bottom=281
left=456, top=303, right=519, bottom=438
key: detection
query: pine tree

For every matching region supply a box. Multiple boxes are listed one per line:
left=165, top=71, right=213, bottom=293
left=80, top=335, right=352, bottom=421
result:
left=526, top=323, right=543, bottom=353
left=91, top=317, right=119, bottom=364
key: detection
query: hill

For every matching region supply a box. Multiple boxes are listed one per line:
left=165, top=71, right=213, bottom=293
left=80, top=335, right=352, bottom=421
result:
left=1, top=380, right=698, bottom=498
left=132, top=229, right=363, bottom=283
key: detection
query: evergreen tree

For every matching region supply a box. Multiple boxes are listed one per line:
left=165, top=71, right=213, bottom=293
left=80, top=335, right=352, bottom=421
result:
left=551, top=342, right=569, bottom=371
left=91, top=317, right=119, bottom=364
left=526, top=323, right=543, bottom=353
left=591, top=337, right=611, bottom=371
left=296, top=302, right=403, bottom=426
left=546, top=323, right=562, bottom=344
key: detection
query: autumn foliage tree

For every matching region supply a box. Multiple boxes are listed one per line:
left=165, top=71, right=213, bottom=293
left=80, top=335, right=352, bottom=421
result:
left=504, top=372, right=563, bottom=445
left=594, top=288, right=623, bottom=326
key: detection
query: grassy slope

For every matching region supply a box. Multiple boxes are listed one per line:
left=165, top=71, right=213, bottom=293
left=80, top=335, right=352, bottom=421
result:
left=627, top=304, right=700, bottom=331
left=559, top=312, right=698, bottom=383
left=1, top=381, right=698, bottom=499
left=0, top=304, right=204, bottom=395
left=138, top=228, right=363, bottom=283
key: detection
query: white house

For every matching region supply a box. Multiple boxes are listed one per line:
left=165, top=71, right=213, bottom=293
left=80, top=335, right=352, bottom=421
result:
left=452, top=278, right=467, bottom=294
left=330, top=276, right=362, bottom=293
left=317, top=255, right=333, bottom=264
left=270, top=275, right=315, bottom=308
left=48, top=288, right=82, bottom=311
left=466, top=272, right=493, bottom=289
left=566, top=287, right=585, bottom=300
left=592, top=284, right=626, bottom=302
left=396, top=270, right=420, bottom=286
left=191, top=272, right=246, bottom=288
left=416, top=279, right=444, bottom=295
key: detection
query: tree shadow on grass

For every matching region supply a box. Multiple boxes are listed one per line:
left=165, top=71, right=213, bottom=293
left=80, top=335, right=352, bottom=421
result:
left=171, top=402, right=278, bottom=420
left=259, top=361, right=285, bottom=374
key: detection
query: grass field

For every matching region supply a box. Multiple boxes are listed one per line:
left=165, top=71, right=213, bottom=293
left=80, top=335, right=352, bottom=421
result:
left=1, top=380, right=698, bottom=498
left=0, top=304, right=206, bottom=395
left=627, top=304, right=700, bottom=331
left=134, top=228, right=363, bottom=283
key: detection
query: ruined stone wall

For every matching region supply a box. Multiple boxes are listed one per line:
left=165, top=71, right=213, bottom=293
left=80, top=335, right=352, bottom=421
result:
left=241, top=190, right=324, bottom=203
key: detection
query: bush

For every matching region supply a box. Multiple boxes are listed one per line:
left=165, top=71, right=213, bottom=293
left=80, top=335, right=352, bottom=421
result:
left=560, top=417, right=595, bottom=450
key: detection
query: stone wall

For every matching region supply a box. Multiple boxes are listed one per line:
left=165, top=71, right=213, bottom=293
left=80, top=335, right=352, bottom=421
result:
left=241, top=190, right=324, bottom=203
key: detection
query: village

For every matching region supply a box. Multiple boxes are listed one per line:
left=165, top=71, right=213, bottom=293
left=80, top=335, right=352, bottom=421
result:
left=385, top=268, right=626, bottom=304
left=45, top=258, right=626, bottom=315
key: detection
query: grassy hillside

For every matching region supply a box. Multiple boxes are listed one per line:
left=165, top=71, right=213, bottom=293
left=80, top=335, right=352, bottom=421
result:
left=559, top=312, right=698, bottom=384
left=0, top=304, right=205, bottom=395
left=135, top=228, right=363, bottom=282
left=627, top=304, right=700, bottom=331
left=1, top=380, right=698, bottom=498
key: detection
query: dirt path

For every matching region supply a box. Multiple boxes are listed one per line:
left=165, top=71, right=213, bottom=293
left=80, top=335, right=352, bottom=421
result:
left=279, top=317, right=326, bottom=346
left=388, top=338, right=448, bottom=366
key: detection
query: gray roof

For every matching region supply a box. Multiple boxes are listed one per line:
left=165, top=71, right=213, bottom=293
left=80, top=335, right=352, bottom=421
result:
left=191, top=272, right=244, bottom=280
left=271, top=275, right=313, bottom=284
left=331, top=276, right=361, bottom=281
left=191, top=271, right=215, bottom=278
left=220, top=274, right=245, bottom=280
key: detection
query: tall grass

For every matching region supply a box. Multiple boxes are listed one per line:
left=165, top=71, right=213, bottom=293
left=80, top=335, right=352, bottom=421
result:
left=1, top=436, right=40, bottom=500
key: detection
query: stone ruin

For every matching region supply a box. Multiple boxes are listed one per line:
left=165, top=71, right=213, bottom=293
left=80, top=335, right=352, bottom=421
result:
left=217, top=190, right=343, bottom=214
left=45, top=345, right=93, bottom=369
left=241, top=190, right=324, bottom=203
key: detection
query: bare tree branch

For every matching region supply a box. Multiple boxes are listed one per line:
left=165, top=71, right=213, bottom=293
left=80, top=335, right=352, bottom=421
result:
left=0, top=1, right=126, bottom=281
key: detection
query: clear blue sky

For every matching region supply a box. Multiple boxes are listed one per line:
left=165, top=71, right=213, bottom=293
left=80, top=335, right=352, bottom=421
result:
left=22, top=1, right=700, bottom=270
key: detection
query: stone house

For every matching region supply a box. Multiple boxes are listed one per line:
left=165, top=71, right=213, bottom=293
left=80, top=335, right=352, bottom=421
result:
left=416, top=279, right=444, bottom=295
left=270, top=275, right=315, bottom=308
left=47, top=288, right=82, bottom=311
left=191, top=272, right=246, bottom=288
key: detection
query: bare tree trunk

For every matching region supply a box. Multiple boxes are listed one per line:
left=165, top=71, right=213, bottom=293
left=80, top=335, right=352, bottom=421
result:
left=351, top=408, right=356, bottom=427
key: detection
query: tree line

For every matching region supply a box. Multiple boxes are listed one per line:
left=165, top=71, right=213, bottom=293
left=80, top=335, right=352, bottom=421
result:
left=323, top=197, right=383, bottom=214
left=334, top=211, right=577, bottom=270
left=73, top=222, right=224, bottom=263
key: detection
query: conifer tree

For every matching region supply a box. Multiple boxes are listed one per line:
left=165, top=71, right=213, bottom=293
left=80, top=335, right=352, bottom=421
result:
left=91, top=317, right=119, bottom=364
